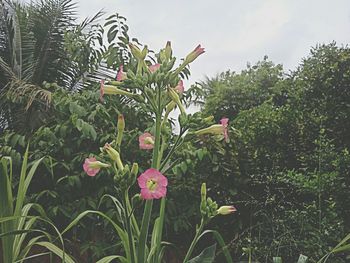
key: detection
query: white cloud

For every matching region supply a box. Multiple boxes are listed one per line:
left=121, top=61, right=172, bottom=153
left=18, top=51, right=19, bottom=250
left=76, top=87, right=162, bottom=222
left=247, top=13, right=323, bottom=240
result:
left=75, top=0, right=350, bottom=83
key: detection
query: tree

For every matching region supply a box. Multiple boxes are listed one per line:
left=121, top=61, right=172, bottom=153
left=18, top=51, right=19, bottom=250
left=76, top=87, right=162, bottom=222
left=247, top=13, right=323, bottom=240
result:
left=200, top=56, right=284, bottom=120
left=0, top=0, right=104, bottom=132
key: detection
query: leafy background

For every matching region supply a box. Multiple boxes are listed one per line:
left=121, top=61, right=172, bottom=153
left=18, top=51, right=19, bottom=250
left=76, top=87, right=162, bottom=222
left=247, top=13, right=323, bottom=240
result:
left=1, top=0, right=350, bottom=262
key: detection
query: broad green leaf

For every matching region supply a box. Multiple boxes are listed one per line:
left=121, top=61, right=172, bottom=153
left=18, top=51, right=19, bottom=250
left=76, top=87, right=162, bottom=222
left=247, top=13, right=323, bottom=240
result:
left=35, top=241, right=75, bottom=263
left=332, top=244, right=350, bottom=253
left=96, top=255, right=128, bottom=263
left=187, top=243, right=216, bottom=263
left=197, top=230, right=233, bottom=263
left=69, top=101, right=86, bottom=117
left=61, top=210, right=130, bottom=259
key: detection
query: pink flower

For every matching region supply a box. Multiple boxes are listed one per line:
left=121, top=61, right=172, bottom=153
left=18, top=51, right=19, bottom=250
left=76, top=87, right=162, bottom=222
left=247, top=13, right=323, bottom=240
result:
left=137, top=168, right=168, bottom=199
left=83, top=157, right=100, bottom=177
left=185, top=44, right=205, bottom=64
left=100, top=80, right=105, bottom=102
left=193, top=44, right=205, bottom=55
left=220, top=117, right=229, bottom=142
left=83, top=157, right=110, bottom=177
left=116, top=65, right=127, bottom=81
left=149, top=63, right=161, bottom=73
left=175, top=80, right=184, bottom=94
left=139, top=132, right=155, bottom=150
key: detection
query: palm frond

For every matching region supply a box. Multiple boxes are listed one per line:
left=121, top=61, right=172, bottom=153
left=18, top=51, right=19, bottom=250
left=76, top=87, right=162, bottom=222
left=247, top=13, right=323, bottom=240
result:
left=30, top=0, right=77, bottom=85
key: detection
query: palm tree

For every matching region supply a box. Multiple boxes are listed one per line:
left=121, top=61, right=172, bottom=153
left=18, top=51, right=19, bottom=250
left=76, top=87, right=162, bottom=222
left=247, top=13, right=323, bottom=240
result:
left=0, top=0, right=104, bottom=132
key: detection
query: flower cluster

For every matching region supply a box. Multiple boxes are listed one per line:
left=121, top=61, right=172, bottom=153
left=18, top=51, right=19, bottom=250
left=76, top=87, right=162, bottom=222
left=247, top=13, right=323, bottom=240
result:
left=79, top=41, right=238, bottom=263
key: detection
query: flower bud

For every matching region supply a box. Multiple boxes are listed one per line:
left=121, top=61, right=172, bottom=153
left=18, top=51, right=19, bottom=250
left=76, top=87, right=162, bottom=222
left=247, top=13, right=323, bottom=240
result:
left=141, top=45, right=148, bottom=60
left=131, top=162, right=139, bottom=177
left=164, top=41, right=172, bottom=60
left=217, top=205, right=237, bottom=215
left=104, top=144, right=124, bottom=170
left=184, top=44, right=205, bottom=65
left=100, top=80, right=105, bottom=102
left=195, top=124, right=224, bottom=136
left=203, top=115, right=214, bottom=123
left=102, top=84, right=135, bottom=98
left=87, top=160, right=110, bottom=169
left=116, top=114, right=125, bottom=148
left=165, top=101, right=176, bottom=117
left=129, top=43, right=142, bottom=60
left=201, top=183, right=207, bottom=201
left=168, top=88, right=186, bottom=114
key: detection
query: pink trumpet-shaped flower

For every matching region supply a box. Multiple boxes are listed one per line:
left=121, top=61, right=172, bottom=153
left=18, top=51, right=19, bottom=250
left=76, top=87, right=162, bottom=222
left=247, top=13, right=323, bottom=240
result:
left=220, top=117, right=229, bottom=142
left=100, top=80, right=105, bottom=102
left=217, top=205, right=237, bottom=215
left=137, top=168, right=168, bottom=199
left=195, top=117, right=230, bottom=142
left=83, top=157, right=100, bottom=177
left=139, top=132, right=155, bottom=150
left=175, top=80, right=184, bottom=94
left=117, top=65, right=127, bottom=81
left=185, top=44, right=205, bottom=64
left=149, top=63, right=161, bottom=73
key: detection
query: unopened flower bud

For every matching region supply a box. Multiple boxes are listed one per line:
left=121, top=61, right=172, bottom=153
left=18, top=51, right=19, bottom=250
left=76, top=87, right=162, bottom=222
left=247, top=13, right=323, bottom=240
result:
left=195, top=124, right=224, bottom=136
left=131, top=162, right=139, bottom=177
left=184, top=44, right=205, bottom=65
left=217, top=205, right=237, bottom=215
left=203, top=116, right=214, bottom=123
left=129, top=43, right=143, bottom=60
left=102, top=84, right=134, bottom=98
left=201, top=183, right=207, bottom=202
left=116, top=114, right=125, bottom=148
left=104, top=144, right=124, bottom=170
left=87, top=160, right=110, bottom=169
left=165, top=101, right=176, bottom=117
left=164, top=41, right=172, bottom=60
left=168, top=88, right=186, bottom=114
left=141, top=45, right=148, bottom=60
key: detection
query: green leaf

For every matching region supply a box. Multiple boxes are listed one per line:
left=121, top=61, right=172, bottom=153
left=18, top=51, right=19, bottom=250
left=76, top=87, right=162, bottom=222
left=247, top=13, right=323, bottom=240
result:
left=332, top=244, right=350, bottom=253
left=69, top=101, right=87, bottom=117
left=187, top=243, right=216, bottom=263
left=96, top=255, right=127, bottom=263
left=35, top=242, right=75, bottom=263
left=297, top=254, right=308, bottom=263
left=197, top=149, right=204, bottom=161
left=180, top=162, right=188, bottom=173
left=197, top=230, right=233, bottom=263
left=273, top=257, right=282, bottom=263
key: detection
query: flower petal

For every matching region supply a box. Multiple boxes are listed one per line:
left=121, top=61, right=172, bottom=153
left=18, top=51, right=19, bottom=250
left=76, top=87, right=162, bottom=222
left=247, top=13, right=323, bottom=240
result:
left=141, top=188, right=153, bottom=200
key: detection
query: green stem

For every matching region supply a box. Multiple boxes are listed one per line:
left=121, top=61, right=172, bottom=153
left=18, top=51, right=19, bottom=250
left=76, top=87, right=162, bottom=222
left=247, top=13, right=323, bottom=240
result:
left=183, top=219, right=205, bottom=263
left=124, top=190, right=136, bottom=263
left=138, top=200, right=153, bottom=263
left=160, top=131, right=184, bottom=171
left=126, top=191, right=140, bottom=236
left=138, top=111, right=162, bottom=263
left=157, top=136, right=166, bottom=169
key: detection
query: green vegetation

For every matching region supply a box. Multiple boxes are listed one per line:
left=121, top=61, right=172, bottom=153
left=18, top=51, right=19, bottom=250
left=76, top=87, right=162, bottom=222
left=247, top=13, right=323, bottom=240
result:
left=1, top=0, right=350, bottom=262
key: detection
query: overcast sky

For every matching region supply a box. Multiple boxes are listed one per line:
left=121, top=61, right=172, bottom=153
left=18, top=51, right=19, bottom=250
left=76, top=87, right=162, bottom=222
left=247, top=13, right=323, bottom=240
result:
left=77, top=0, right=350, bottom=84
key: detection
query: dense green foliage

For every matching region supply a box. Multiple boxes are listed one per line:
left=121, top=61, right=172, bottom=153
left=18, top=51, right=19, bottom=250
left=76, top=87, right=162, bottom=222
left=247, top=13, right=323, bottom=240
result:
left=195, top=43, right=350, bottom=262
left=1, top=1, right=350, bottom=262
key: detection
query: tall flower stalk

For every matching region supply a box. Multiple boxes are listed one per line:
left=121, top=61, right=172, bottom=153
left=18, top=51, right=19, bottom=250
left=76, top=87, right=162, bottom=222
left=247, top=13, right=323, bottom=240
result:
left=66, top=41, right=236, bottom=263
